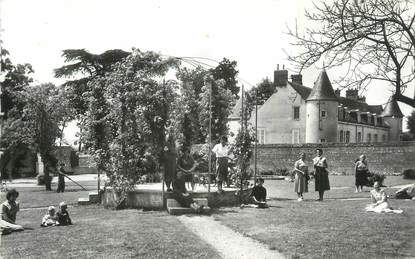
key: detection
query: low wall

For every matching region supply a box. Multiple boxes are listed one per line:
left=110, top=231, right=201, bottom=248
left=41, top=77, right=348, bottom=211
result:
left=254, top=141, right=415, bottom=175
left=102, top=187, right=251, bottom=210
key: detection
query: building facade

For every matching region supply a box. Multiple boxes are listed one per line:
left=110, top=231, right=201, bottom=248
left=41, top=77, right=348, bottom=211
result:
left=229, top=68, right=403, bottom=144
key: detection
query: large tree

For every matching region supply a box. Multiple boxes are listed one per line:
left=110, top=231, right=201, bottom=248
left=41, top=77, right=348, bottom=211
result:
left=0, top=49, right=33, bottom=119
left=54, top=48, right=130, bottom=115
left=287, top=0, right=415, bottom=107
left=407, top=110, right=415, bottom=135
left=1, top=83, right=65, bottom=190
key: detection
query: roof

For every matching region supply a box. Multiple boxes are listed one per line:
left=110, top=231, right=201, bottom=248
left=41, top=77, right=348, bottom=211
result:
left=288, top=82, right=385, bottom=115
left=337, top=97, right=383, bottom=114
left=381, top=97, right=404, bottom=118
left=288, top=81, right=311, bottom=100
left=306, top=69, right=337, bottom=101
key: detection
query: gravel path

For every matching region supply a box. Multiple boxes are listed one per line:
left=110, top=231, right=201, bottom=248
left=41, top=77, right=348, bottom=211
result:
left=178, top=215, right=285, bottom=259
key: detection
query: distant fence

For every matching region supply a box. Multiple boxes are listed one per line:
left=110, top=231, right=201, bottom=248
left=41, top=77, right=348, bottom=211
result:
left=253, top=141, right=415, bottom=175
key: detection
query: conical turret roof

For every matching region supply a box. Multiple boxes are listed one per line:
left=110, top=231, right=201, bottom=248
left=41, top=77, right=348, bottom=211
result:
left=306, top=69, right=337, bottom=101
left=381, top=96, right=404, bottom=118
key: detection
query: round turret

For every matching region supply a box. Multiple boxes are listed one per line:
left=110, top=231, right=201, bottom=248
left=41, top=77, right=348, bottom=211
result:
left=305, top=69, right=338, bottom=143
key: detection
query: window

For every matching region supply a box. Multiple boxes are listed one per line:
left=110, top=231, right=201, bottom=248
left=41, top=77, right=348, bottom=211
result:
left=258, top=129, right=266, bottom=144
left=357, top=132, right=361, bottom=143
left=293, top=107, right=300, bottom=120
left=321, top=110, right=327, bottom=118
left=374, top=134, right=378, bottom=142
left=345, top=131, right=350, bottom=143
left=367, top=133, right=372, bottom=143
left=339, top=130, right=344, bottom=143
left=382, top=134, right=386, bottom=142
left=320, top=139, right=326, bottom=143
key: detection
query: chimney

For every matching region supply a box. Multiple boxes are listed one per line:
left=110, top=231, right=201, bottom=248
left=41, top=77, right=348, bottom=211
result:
left=334, top=89, right=341, bottom=97
left=346, top=89, right=358, bottom=100
left=358, top=96, right=366, bottom=103
left=274, top=64, right=288, bottom=87
left=291, top=74, right=303, bottom=85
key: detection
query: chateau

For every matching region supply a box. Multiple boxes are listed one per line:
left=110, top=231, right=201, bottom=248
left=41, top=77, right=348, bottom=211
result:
left=229, top=68, right=403, bottom=144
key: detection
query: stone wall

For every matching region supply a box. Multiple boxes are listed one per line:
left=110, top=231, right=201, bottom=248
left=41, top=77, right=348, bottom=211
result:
left=254, top=141, right=415, bottom=175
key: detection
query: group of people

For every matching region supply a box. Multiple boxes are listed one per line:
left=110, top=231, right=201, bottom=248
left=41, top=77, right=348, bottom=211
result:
left=163, top=133, right=235, bottom=213
left=293, top=148, right=330, bottom=202
left=0, top=188, right=72, bottom=235
left=40, top=202, right=72, bottom=227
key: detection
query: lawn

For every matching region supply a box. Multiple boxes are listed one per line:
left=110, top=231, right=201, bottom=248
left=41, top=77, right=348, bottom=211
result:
left=1, top=205, right=220, bottom=259
left=214, top=176, right=415, bottom=259
left=1, top=175, right=414, bottom=259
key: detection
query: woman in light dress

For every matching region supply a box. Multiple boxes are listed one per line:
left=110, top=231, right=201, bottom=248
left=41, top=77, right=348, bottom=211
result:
left=294, top=152, right=308, bottom=201
left=366, top=182, right=402, bottom=214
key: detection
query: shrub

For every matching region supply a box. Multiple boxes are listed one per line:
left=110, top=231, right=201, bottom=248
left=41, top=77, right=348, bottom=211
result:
left=367, top=172, right=386, bottom=187
left=403, top=169, right=415, bottom=180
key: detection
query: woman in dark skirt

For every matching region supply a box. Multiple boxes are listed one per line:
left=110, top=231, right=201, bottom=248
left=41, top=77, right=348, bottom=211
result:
left=313, top=148, right=330, bottom=201
left=164, top=133, right=177, bottom=192
left=355, top=155, right=369, bottom=192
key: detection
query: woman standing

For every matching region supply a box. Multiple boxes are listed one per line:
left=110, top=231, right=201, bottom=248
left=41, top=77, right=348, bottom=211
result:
left=313, top=148, right=330, bottom=201
left=294, top=152, right=308, bottom=201
left=355, top=155, right=369, bottom=192
left=164, top=132, right=177, bottom=192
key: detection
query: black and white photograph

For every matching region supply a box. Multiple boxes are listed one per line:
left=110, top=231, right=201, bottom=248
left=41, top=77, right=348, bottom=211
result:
left=0, top=0, right=414, bottom=258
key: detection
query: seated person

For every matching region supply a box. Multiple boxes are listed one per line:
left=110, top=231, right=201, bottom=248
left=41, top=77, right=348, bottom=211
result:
left=56, top=202, right=72, bottom=226
left=242, top=178, right=269, bottom=208
left=393, top=184, right=415, bottom=200
left=366, top=182, right=402, bottom=214
left=0, top=189, right=24, bottom=234
left=172, top=171, right=205, bottom=214
left=41, top=206, right=59, bottom=227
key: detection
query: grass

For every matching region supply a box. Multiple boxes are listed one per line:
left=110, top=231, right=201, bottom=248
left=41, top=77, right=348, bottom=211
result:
left=1, top=178, right=220, bottom=259
left=214, top=176, right=415, bottom=259
left=1, top=205, right=220, bottom=259
left=2, top=175, right=414, bottom=258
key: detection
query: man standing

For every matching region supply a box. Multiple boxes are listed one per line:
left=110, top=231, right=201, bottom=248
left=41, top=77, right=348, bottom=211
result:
left=212, top=136, right=233, bottom=194
left=56, top=163, right=66, bottom=193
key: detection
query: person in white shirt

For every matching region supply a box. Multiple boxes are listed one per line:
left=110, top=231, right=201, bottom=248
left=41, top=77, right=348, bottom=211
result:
left=212, top=136, right=233, bottom=193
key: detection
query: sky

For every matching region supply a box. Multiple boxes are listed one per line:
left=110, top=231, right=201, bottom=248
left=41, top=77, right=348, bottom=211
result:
left=0, top=0, right=414, bottom=142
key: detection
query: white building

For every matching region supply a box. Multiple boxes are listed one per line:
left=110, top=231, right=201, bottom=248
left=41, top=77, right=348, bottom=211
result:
left=229, top=68, right=403, bottom=144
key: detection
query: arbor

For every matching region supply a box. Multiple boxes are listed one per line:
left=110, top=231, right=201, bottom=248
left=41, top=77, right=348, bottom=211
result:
left=54, top=49, right=131, bottom=150
left=1, top=83, right=65, bottom=190
left=287, top=0, right=415, bottom=107
left=81, top=50, right=179, bottom=201
left=177, top=58, right=239, bottom=146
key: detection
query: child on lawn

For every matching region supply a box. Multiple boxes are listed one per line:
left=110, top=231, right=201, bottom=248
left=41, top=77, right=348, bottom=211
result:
left=56, top=202, right=72, bottom=226
left=41, top=206, right=59, bottom=227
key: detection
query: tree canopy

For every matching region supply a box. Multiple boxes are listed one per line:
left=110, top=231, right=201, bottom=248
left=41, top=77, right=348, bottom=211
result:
left=0, top=48, right=34, bottom=119
left=1, top=83, right=66, bottom=190
left=54, top=48, right=130, bottom=115
left=287, top=0, right=415, bottom=107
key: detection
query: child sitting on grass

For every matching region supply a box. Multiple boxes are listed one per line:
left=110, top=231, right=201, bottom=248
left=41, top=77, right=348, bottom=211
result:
left=41, top=206, right=59, bottom=227
left=56, top=202, right=72, bottom=226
